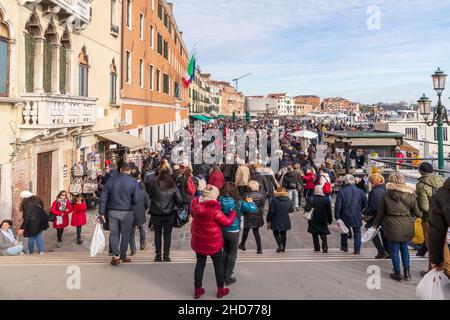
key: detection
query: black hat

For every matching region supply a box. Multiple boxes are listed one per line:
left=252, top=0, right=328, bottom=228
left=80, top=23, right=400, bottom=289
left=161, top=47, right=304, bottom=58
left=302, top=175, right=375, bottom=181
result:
left=419, top=162, right=434, bottom=174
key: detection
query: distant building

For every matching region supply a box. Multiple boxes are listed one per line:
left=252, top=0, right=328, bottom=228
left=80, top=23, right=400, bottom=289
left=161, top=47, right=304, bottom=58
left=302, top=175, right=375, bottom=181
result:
left=323, top=97, right=360, bottom=112
left=246, top=96, right=277, bottom=116
left=294, top=95, right=321, bottom=111
left=211, top=81, right=245, bottom=116
left=268, top=93, right=295, bottom=116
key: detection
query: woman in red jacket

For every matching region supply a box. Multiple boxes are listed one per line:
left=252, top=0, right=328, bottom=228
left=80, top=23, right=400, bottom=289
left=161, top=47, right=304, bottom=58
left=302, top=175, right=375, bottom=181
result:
left=208, top=164, right=225, bottom=191
left=190, top=185, right=236, bottom=299
left=302, top=168, right=316, bottom=209
left=50, top=191, right=73, bottom=248
left=71, top=194, right=87, bottom=245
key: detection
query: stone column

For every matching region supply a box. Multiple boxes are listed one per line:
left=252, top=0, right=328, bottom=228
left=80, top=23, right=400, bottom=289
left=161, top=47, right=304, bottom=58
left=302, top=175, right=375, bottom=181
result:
left=51, top=44, right=60, bottom=94
left=66, top=49, right=74, bottom=95
left=33, top=37, right=44, bottom=93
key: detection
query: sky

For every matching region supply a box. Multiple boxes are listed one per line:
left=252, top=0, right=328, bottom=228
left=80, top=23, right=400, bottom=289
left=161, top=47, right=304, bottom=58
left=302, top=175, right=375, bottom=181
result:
left=170, top=0, right=450, bottom=105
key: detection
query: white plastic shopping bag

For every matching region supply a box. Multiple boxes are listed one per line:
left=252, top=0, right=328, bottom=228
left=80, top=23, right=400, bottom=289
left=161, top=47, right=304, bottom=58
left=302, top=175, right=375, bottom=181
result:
left=416, top=270, right=450, bottom=300
left=362, top=227, right=380, bottom=243
left=90, top=223, right=105, bottom=257
left=336, top=219, right=349, bottom=234
left=303, top=210, right=313, bottom=221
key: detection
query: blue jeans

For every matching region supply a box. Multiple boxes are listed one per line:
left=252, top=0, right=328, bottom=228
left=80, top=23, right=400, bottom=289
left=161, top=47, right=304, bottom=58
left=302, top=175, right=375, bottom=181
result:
left=389, top=240, right=410, bottom=273
left=6, top=244, right=24, bottom=255
left=288, top=189, right=299, bottom=208
left=28, top=231, right=44, bottom=254
left=341, top=227, right=361, bottom=252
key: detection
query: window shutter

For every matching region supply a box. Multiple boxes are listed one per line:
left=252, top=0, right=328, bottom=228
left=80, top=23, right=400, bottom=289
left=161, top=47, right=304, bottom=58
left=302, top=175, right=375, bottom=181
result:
left=59, top=46, right=67, bottom=94
left=43, top=40, right=52, bottom=93
left=25, top=34, right=35, bottom=93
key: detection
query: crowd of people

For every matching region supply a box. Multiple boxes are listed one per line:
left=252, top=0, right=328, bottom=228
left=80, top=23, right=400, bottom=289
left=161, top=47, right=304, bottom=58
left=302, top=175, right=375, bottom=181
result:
left=3, top=116, right=449, bottom=300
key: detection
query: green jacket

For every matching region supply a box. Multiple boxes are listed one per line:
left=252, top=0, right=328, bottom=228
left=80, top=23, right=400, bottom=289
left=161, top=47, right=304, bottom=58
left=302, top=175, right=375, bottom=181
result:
left=374, top=183, right=421, bottom=242
left=416, top=174, right=444, bottom=222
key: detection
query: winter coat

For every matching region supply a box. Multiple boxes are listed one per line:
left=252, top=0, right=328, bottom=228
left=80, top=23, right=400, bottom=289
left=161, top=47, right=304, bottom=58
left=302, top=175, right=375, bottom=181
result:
left=20, top=205, right=49, bottom=238
left=235, top=165, right=250, bottom=187
left=308, top=195, right=333, bottom=235
left=373, top=183, right=421, bottom=242
left=244, top=191, right=266, bottom=229
left=303, top=172, right=316, bottom=190
left=363, top=184, right=386, bottom=228
left=190, top=197, right=236, bottom=256
left=265, top=174, right=279, bottom=196
left=334, top=184, right=367, bottom=228
left=71, top=202, right=87, bottom=227
left=51, top=199, right=73, bottom=229
left=267, top=191, right=294, bottom=232
left=221, top=164, right=234, bottom=181
left=99, top=173, right=141, bottom=214
left=218, top=196, right=257, bottom=233
left=133, top=187, right=151, bottom=226
left=148, top=183, right=183, bottom=216
left=416, top=174, right=444, bottom=223
left=208, top=171, right=225, bottom=191
left=179, top=176, right=195, bottom=204
left=282, top=171, right=299, bottom=190
left=251, top=172, right=269, bottom=195
left=429, top=178, right=450, bottom=265
left=0, top=230, right=18, bottom=256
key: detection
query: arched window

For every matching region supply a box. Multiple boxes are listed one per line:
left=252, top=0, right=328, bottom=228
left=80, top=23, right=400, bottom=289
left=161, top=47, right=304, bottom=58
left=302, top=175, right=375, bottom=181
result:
left=24, top=11, right=41, bottom=93
left=110, top=60, right=117, bottom=104
left=78, top=47, right=89, bottom=97
left=60, top=30, right=71, bottom=94
left=0, top=10, right=10, bottom=96
left=43, top=22, right=58, bottom=93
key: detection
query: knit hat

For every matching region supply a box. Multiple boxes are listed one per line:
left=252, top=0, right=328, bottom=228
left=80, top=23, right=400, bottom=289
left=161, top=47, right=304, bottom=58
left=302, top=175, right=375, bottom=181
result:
left=200, top=185, right=220, bottom=202
left=20, top=191, right=33, bottom=199
left=314, top=185, right=324, bottom=196
left=419, top=162, right=434, bottom=174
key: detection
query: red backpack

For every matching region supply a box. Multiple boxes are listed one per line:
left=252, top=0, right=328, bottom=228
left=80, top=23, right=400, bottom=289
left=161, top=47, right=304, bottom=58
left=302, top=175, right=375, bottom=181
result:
left=186, top=176, right=197, bottom=196
left=323, top=177, right=332, bottom=195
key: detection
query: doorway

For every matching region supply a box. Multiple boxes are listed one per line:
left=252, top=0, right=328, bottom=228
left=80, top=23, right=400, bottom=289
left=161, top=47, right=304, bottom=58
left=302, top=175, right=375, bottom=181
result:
left=37, top=152, right=52, bottom=209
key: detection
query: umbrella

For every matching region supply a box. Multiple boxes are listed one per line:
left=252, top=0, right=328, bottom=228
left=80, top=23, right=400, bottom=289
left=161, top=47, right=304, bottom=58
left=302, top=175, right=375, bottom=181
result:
left=291, top=130, right=318, bottom=139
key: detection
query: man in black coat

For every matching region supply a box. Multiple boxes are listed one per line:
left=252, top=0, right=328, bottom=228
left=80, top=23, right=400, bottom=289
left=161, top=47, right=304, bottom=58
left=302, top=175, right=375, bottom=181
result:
left=99, top=163, right=141, bottom=266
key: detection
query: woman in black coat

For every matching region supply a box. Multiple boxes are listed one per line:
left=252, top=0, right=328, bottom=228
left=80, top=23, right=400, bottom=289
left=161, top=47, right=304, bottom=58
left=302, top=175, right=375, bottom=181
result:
left=130, top=182, right=151, bottom=255
left=239, top=181, right=266, bottom=254
left=148, top=170, right=183, bottom=262
left=267, top=187, right=294, bottom=253
left=308, top=186, right=333, bottom=253
left=17, top=194, right=49, bottom=254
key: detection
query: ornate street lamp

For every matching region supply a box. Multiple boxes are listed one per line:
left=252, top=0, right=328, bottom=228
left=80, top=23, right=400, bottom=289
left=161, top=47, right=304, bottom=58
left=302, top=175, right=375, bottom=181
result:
left=418, top=67, right=450, bottom=174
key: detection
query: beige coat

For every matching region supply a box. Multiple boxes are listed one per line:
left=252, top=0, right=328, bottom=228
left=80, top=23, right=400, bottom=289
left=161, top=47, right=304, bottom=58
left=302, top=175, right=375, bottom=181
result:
left=235, top=165, right=250, bottom=187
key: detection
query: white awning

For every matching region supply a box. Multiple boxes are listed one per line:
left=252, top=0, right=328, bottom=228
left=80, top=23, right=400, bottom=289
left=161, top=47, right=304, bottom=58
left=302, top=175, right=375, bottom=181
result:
left=96, top=132, right=149, bottom=151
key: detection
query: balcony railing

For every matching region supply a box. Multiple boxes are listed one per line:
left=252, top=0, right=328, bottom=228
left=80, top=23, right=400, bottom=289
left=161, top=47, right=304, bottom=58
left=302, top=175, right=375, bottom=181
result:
left=26, top=0, right=92, bottom=27
left=21, top=94, right=96, bottom=129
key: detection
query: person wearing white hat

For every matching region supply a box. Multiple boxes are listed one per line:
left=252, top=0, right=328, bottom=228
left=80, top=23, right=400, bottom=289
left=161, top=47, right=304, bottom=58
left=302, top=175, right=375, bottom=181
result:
left=307, top=185, right=333, bottom=253
left=20, top=191, right=33, bottom=199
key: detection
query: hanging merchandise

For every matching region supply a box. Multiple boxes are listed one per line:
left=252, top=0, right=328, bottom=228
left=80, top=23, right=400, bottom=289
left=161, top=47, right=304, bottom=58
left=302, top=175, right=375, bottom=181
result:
left=72, top=163, right=85, bottom=177
left=69, top=177, right=83, bottom=195
left=82, top=177, right=98, bottom=194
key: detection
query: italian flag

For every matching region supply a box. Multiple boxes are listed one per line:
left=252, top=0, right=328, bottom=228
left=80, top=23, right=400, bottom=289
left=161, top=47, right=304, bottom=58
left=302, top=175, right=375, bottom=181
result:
left=182, top=54, right=196, bottom=88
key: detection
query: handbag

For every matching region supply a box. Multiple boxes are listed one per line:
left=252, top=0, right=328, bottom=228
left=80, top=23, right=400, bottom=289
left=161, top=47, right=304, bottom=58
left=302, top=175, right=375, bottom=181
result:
left=173, top=208, right=189, bottom=228
left=48, top=211, right=56, bottom=222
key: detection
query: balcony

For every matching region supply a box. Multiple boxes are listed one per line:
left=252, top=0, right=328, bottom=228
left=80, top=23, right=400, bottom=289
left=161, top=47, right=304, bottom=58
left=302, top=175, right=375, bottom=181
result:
left=111, top=25, right=120, bottom=35
left=26, top=0, right=92, bottom=29
left=20, top=94, right=96, bottom=129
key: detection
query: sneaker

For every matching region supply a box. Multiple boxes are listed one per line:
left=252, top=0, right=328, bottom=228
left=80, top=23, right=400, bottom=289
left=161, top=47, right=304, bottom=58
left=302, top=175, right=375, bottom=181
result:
left=56, top=242, right=63, bottom=248
left=238, top=244, right=246, bottom=251
left=390, top=272, right=402, bottom=282
left=110, top=257, right=121, bottom=266
left=39, top=252, right=44, bottom=255
left=140, top=243, right=147, bottom=251
left=224, top=277, right=237, bottom=286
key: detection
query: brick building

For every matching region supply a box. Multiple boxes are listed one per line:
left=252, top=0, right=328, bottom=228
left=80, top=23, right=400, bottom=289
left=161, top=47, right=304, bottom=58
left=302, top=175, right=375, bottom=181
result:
left=294, top=95, right=321, bottom=111
left=322, top=97, right=360, bottom=112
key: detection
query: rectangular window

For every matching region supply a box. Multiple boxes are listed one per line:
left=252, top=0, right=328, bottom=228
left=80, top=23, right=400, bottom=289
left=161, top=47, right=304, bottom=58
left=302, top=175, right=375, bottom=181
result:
left=164, top=11, right=168, bottom=27
left=158, top=1, right=162, bottom=19
left=43, top=40, right=52, bottom=93
left=25, top=35, right=35, bottom=93
left=405, top=128, right=418, bottom=140
left=111, top=0, right=118, bottom=32
left=163, top=73, right=169, bottom=94
left=163, top=40, right=168, bottom=60
left=175, top=34, right=178, bottom=46
left=139, top=59, right=144, bottom=88
left=139, top=13, right=144, bottom=40
left=0, top=38, right=9, bottom=96
left=156, top=69, right=161, bottom=92
left=126, top=0, right=132, bottom=29
left=169, top=20, right=172, bottom=35
left=150, top=25, right=154, bottom=49
left=110, top=72, right=117, bottom=104
left=126, top=50, right=131, bottom=83
left=149, top=65, right=154, bottom=90
left=434, top=127, right=449, bottom=142
left=78, top=64, right=88, bottom=97
left=174, top=81, right=179, bottom=98
left=59, top=46, right=67, bottom=94
left=157, top=33, right=162, bottom=55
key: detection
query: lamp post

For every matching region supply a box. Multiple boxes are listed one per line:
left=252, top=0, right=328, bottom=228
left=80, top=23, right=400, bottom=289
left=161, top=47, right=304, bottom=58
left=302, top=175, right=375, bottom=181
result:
left=418, top=67, right=450, bottom=174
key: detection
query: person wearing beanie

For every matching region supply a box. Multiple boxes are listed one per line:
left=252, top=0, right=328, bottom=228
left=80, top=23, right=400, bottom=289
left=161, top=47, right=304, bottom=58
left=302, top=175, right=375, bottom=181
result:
left=308, top=185, right=333, bottom=253
left=415, top=162, right=444, bottom=269
left=190, top=185, right=237, bottom=299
